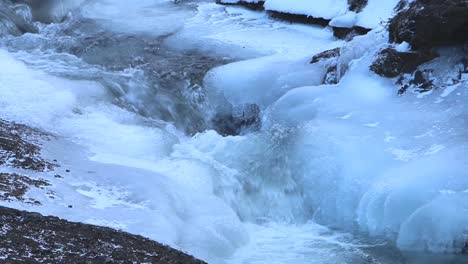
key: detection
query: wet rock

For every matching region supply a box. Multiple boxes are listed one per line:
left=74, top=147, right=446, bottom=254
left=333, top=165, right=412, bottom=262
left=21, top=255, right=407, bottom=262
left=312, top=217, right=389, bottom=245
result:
left=370, top=47, right=437, bottom=78
left=310, top=47, right=340, bottom=64
left=389, top=0, right=468, bottom=49
left=216, top=0, right=265, bottom=10
left=332, top=26, right=371, bottom=40
left=0, top=119, right=57, bottom=171
left=0, top=206, right=206, bottom=264
left=212, top=104, right=261, bottom=136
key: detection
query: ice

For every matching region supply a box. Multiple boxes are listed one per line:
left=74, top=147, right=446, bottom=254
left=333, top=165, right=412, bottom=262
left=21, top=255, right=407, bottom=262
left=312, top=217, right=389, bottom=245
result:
left=82, top=0, right=191, bottom=35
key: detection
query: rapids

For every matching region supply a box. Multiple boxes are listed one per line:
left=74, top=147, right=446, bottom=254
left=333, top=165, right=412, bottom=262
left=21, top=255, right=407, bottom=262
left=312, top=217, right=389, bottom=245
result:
left=0, top=1, right=467, bottom=263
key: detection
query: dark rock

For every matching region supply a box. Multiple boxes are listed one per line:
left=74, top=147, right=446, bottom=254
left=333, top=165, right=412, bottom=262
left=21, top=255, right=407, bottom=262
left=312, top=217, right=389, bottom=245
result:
left=397, top=69, right=435, bottom=94
left=332, top=26, right=371, bottom=40
left=0, top=206, right=206, bottom=263
left=267, top=10, right=330, bottom=27
left=311, top=47, right=340, bottom=64
left=389, top=0, right=468, bottom=49
left=216, top=0, right=265, bottom=10
left=348, top=0, right=368, bottom=12
left=370, top=47, right=437, bottom=78
left=212, top=104, right=261, bottom=136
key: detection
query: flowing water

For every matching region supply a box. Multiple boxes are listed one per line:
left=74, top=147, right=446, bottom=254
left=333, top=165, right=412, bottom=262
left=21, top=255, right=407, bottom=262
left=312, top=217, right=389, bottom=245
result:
left=0, top=0, right=467, bottom=263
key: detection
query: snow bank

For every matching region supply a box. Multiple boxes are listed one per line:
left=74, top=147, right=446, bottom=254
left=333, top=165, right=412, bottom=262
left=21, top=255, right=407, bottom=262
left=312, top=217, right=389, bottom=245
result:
left=264, top=0, right=348, bottom=20
left=221, top=0, right=400, bottom=30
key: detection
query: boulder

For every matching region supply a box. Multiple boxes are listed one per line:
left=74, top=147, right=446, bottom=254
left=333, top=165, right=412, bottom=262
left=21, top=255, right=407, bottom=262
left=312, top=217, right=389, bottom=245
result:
left=370, top=47, right=437, bottom=78
left=389, top=0, right=468, bottom=49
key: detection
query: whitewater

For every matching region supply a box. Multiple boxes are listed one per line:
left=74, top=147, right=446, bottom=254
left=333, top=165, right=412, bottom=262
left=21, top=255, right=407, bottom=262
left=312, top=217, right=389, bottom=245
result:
left=0, top=0, right=467, bottom=263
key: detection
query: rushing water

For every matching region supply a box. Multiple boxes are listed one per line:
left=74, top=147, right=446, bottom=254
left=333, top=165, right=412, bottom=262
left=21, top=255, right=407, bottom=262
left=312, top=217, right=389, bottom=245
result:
left=0, top=0, right=467, bottom=263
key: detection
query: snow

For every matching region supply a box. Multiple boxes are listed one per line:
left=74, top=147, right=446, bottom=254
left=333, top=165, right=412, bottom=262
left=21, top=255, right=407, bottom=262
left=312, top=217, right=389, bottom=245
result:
left=355, top=0, right=400, bottom=28
left=264, top=0, right=348, bottom=20
left=441, top=83, right=461, bottom=97
left=329, top=12, right=357, bottom=28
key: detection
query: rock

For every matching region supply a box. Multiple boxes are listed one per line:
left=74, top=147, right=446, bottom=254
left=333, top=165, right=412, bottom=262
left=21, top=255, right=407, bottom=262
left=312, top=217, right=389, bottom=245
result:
left=310, top=48, right=344, bottom=84
left=0, top=206, right=206, bottom=263
left=370, top=47, right=437, bottom=78
left=212, top=103, right=261, bottom=136
left=323, top=65, right=339, bottom=84
left=332, top=26, right=371, bottom=40
left=396, top=69, right=435, bottom=94
left=348, top=0, right=368, bottom=12
left=310, top=47, right=340, bottom=64
left=267, top=10, right=330, bottom=27
left=389, top=0, right=468, bottom=49
left=216, top=0, right=265, bottom=10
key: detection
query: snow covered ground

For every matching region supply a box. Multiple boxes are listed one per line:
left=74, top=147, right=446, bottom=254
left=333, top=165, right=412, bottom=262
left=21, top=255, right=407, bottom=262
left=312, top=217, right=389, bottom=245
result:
left=0, top=0, right=467, bottom=263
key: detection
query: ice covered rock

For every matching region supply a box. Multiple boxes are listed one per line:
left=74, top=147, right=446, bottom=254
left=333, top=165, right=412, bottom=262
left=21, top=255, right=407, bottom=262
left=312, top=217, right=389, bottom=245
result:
left=310, top=48, right=343, bottom=84
left=389, top=0, right=468, bottom=49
